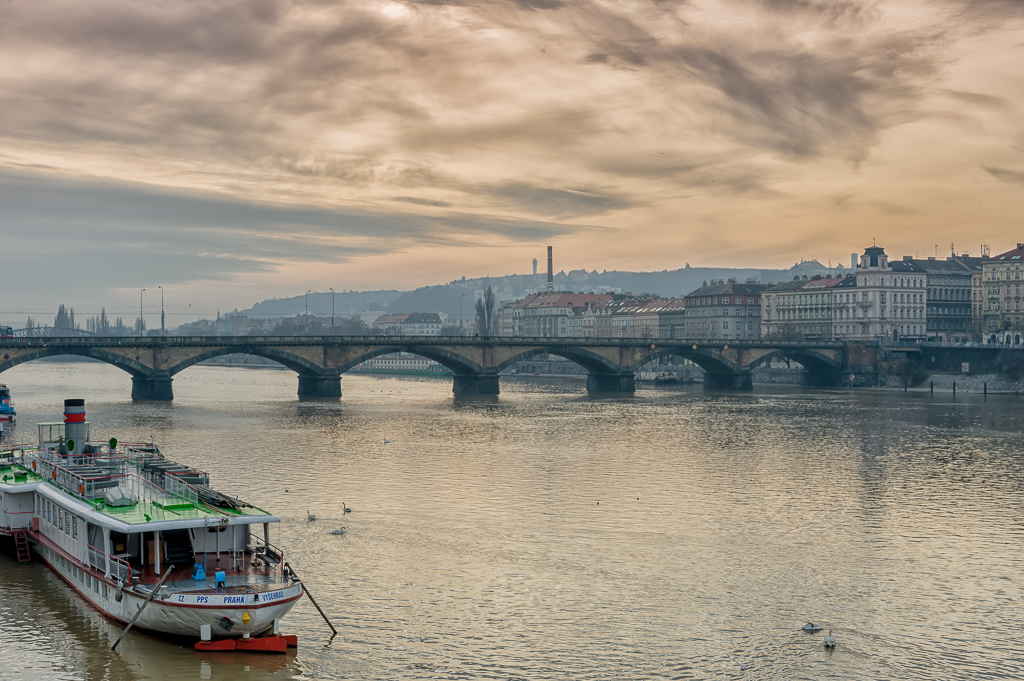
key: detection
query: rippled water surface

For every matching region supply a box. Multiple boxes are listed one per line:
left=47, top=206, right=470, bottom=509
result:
left=2, top=362, right=1024, bottom=680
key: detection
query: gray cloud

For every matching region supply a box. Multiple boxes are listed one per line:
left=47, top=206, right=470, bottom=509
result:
left=0, top=169, right=593, bottom=292
left=984, top=166, right=1024, bottom=183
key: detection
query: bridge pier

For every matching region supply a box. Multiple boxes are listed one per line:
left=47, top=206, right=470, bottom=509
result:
left=132, top=374, right=173, bottom=401
left=453, top=374, right=500, bottom=395
left=586, top=372, right=636, bottom=394
left=297, top=374, right=342, bottom=399
left=703, top=371, right=753, bottom=391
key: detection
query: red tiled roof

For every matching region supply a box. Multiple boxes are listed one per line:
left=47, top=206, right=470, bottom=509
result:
left=992, top=244, right=1024, bottom=262
left=517, top=293, right=614, bottom=309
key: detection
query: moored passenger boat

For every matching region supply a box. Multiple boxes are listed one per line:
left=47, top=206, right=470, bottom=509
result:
left=0, top=383, right=15, bottom=423
left=0, top=399, right=303, bottom=648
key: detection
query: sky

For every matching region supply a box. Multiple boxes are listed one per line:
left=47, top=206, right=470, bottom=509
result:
left=1, top=0, right=1023, bottom=325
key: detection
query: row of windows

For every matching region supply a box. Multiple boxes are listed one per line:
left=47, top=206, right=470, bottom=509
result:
left=859, top=276, right=925, bottom=288
left=835, top=307, right=924, bottom=319
left=987, top=285, right=1024, bottom=295
left=928, top=288, right=969, bottom=300
left=833, top=324, right=922, bottom=335
left=989, top=301, right=1024, bottom=311
left=684, top=321, right=755, bottom=331
left=687, top=308, right=758, bottom=317
left=40, top=498, right=78, bottom=540
left=686, top=296, right=758, bottom=306
left=985, top=267, right=1023, bottom=280
left=39, top=545, right=109, bottom=599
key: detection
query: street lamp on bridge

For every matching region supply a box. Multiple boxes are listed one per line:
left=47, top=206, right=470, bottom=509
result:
left=330, top=288, right=335, bottom=331
left=459, top=293, right=465, bottom=335
left=158, top=285, right=164, bottom=336
left=139, top=288, right=145, bottom=336
left=305, top=290, right=311, bottom=335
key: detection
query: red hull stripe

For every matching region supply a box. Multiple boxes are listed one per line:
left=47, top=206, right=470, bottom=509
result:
left=63, top=413, right=86, bottom=423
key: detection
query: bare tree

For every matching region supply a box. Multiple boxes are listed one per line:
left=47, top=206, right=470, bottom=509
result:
left=54, top=304, right=76, bottom=330
left=474, top=286, right=497, bottom=336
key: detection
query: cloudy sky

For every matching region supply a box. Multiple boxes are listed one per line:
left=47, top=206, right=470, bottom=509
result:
left=1, top=0, right=1023, bottom=323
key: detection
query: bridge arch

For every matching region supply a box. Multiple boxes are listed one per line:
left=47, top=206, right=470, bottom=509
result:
left=0, top=346, right=153, bottom=378
left=742, top=348, right=842, bottom=374
left=627, top=346, right=742, bottom=375
left=491, top=346, right=623, bottom=375
left=337, top=344, right=484, bottom=376
left=168, top=346, right=328, bottom=377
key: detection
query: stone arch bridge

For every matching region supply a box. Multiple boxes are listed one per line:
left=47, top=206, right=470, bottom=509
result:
left=0, top=336, right=881, bottom=400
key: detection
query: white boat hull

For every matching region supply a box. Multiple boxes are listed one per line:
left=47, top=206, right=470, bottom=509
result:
left=37, top=545, right=303, bottom=638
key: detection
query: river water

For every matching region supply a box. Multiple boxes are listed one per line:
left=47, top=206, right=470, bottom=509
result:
left=1, top=361, right=1023, bottom=680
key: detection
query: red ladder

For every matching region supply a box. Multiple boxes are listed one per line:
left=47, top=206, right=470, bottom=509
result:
left=13, top=531, right=31, bottom=563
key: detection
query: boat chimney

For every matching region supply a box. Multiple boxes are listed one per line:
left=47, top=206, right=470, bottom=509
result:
left=547, top=246, right=554, bottom=292
left=63, top=398, right=88, bottom=456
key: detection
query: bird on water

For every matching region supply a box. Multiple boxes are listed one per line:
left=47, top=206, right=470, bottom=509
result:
left=343, top=503, right=352, bottom=514
left=329, top=527, right=346, bottom=535
left=307, top=510, right=316, bottom=521
left=823, top=630, right=836, bottom=648
left=802, top=622, right=822, bottom=632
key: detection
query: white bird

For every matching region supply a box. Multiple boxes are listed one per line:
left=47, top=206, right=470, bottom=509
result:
left=343, top=503, right=352, bottom=513
left=823, top=630, right=836, bottom=648
left=329, top=527, right=346, bottom=535
left=802, top=622, right=822, bottom=632
left=384, top=439, right=390, bottom=444
left=307, top=510, right=316, bottom=521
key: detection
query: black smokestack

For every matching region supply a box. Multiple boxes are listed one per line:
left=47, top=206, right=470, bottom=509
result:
left=547, top=246, right=553, bottom=292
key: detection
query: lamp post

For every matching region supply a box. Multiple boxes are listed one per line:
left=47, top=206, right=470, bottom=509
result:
left=459, top=293, right=465, bottom=335
left=139, top=288, right=145, bottom=336
left=330, top=288, right=335, bottom=331
left=305, top=290, right=311, bottom=335
left=158, top=286, right=164, bottom=336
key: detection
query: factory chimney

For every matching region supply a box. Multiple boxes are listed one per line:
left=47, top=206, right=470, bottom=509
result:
left=547, top=246, right=554, bottom=292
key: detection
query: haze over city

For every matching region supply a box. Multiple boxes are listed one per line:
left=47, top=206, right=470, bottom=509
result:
left=2, top=0, right=1022, bottom=320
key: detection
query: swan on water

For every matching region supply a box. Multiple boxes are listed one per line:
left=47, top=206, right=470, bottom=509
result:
left=307, top=510, right=316, bottom=521
left=823, top=630, right=836, bottom=648
left=802, top=622, right=822, bottom=632
left=343, top=503, right=352, bottom=513
left=329, top=528, right=346, bottom=535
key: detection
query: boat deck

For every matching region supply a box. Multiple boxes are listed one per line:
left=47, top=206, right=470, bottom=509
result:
left=1, top=461, right=273, bottom=525
left=133, top=552, right=289, bottom=594
left=0, top=465, right=43, bottom=486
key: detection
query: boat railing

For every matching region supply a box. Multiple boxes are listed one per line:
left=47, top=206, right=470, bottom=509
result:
left=87, top=543, right=107, bottom=572
left=163, top=474, right=200, bottom=507
left=87, top=543, right=130, bottom=582
left=1, top=509, right=34, bottom=531
left=249, top=532, right=286, bottom=574
left=28, top=454, right=128, bottom=501
left=110, top=553, right=131, bottom=583
left=27, top=446, right=192, bottom=507
left=118, top=473, right=184, bottom=509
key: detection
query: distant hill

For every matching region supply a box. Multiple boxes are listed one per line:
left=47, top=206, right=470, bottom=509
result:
left=239, top=264, right=847, bottom=321
left=246, top=289, right=403, bottom=318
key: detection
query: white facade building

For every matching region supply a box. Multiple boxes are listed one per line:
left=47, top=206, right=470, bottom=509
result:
left=833, top=246, right=927, bottom=342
